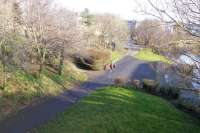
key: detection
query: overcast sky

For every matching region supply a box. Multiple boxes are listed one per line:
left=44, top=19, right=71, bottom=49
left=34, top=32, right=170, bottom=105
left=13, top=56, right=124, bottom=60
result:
left=57, top=0, right=148, bottom=20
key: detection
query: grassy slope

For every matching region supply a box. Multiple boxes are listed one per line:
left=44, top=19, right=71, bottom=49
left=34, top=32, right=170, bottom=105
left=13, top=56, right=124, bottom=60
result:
left=34, top=87, right=200, bottom=133
left=0, top=61, right=87, bottom=120
left=135, top=48, right=172, bottom=64
left=110, top=50, right=125, bottom=62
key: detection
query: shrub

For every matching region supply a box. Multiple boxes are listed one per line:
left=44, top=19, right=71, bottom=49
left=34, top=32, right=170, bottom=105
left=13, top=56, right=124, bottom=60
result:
left=131, top=80, right=142, bottom=89
left=73, top=48, right=111, bottom=70
left=114, top=77, right=127, bottom=86
left=142, top=79, right=158, bottom=93
left=157, top=85, right=182, bottom=99
left=179, top=89, right=200, bottom=113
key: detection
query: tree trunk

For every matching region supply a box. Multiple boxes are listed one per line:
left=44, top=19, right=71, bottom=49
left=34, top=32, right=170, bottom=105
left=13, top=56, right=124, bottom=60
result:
left=59, top=44, right=65, bottom=75
left=2, top=59, right=6, bottom=90
left=1, top=46, right=7, bottom=90
left=39, top=63, right=44, bottom=73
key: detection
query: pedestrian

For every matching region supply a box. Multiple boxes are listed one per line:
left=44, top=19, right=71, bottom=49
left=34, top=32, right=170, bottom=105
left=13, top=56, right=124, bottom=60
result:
left=111, top=41, right=116, bottom=51
left=104, top=60, right=117, bottom=79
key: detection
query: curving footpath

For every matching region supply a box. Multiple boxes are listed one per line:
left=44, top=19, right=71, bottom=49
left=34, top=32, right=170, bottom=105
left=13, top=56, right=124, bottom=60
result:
left=0, top=56, right=156, bottom=133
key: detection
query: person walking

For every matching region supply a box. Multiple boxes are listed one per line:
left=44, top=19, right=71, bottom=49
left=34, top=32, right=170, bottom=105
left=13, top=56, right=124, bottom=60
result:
left=104, top=59, right=117, bottom=80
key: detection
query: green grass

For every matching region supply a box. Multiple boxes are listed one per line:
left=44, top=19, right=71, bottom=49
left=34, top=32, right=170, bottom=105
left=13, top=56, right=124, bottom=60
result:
left=135, top=48, right=172, bottom=64
left=110, top=50, right=125, bottom=62
left=34, top=87, right=200, bottom=133
left=0, top=61, right=87, bottom=120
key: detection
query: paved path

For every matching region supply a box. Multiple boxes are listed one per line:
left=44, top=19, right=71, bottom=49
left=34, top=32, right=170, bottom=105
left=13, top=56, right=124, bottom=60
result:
left=0, top=56, right=156, bottom=133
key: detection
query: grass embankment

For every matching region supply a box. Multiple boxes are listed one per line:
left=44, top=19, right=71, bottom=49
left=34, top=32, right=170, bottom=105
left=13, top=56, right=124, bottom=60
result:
left=135, top=48, right=172, bottom=64
left=0, top=61, right=87, bottom=120
left=34, top=87, right=200, bottom=133
left=110, top=50, right=125, bottom=62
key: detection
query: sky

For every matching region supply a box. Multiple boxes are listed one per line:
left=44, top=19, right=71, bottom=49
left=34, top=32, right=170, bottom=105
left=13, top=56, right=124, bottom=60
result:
left=57, top=0, right=148, bottom=20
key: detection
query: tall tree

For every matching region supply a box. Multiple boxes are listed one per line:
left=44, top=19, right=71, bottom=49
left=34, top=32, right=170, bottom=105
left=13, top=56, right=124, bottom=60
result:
left=51, top=9, right=80, bottom=75
left=22, top=0, right=56, bottom=73
left=0, top=0, right=13, bottom=89
left=90, top=14, right=129, bottom=49
left=135, top=19, right=168, bottom=47
left=11, top=0, right=22, bottom=32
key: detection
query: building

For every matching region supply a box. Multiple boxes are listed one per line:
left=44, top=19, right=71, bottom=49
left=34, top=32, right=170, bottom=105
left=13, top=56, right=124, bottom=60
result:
left=127, top=20, right=136, bottom=32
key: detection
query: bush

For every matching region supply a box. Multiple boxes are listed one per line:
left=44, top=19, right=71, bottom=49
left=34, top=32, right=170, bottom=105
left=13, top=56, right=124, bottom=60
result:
left=158, top=86, right=181, bottom=99
left=73, top=48, right=111, bottom=70
left=142, top=79, right=158, bottom=93
left=131, top=80, right=142, bottom=89
left=114, top=77, right=127, bottom=86
left=179, top=89, right=200, bottom=113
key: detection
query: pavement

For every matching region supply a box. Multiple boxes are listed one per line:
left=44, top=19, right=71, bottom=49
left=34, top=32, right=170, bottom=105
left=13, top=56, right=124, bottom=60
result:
left=0, top=55, right=156, bottom=133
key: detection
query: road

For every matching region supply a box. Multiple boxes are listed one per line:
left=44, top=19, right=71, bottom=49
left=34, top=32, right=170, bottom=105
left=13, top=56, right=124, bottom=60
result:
left=0, top=56, right=156, bottom=133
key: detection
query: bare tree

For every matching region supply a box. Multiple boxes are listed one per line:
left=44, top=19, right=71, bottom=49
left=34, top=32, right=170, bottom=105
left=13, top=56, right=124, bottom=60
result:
left=137, top=0, right=200, bottom=85
left=50, top=9, right=81, bottom=75
left=22, top=0, right=55, bottom=73
left=0, top=13, right=9, bottom=89
left=0, top=0, right=23, bottom=89
left=135, top=19, right=166, bottom=46
left=137, top=0, right=200, bottom=37
left=85, top=14, right=128, bottom=49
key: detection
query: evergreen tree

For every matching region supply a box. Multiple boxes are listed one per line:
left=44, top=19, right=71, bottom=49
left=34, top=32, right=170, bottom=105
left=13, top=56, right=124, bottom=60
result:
left=81, top=8, right=94, bottom=26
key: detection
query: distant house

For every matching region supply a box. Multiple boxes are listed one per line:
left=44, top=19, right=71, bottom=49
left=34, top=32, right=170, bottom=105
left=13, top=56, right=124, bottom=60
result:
left=128, top=20, right=137, bottom=41
left=163, top=22, right=175, bottom=33
left=167, top=22, right=200, bottom=36
left=124, top=20, right=138, bottom=50
left=186, top=23, right=200, bottom=36
left=127, top=20, right=136, bottom=32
